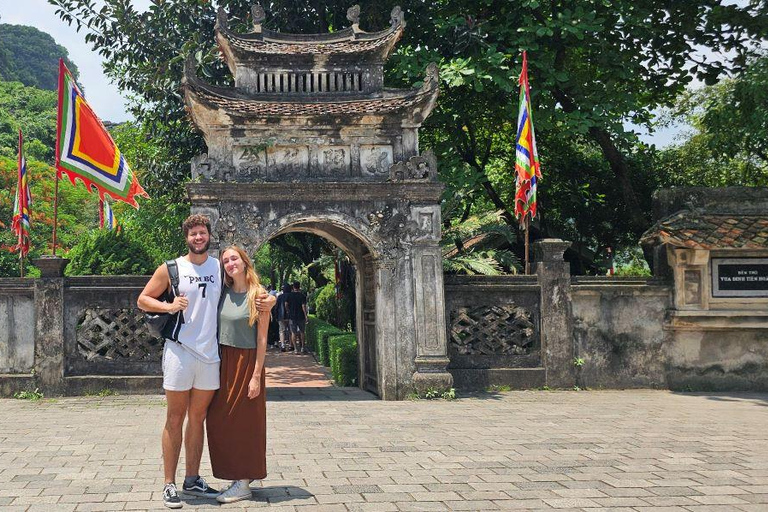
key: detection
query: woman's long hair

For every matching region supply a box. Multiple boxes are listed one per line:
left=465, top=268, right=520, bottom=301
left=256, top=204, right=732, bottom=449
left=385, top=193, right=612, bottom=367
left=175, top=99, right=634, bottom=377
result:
left=221, top=245, right=266, bottom=327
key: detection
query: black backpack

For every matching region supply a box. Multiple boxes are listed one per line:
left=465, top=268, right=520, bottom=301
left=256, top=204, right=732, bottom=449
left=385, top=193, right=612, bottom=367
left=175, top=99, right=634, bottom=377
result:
left=144, top=260, right=185, bottom=340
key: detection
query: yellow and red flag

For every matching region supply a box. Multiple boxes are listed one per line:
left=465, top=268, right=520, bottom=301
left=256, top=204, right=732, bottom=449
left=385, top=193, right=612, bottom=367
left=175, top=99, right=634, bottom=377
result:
left=514, top=51, right=541, bottom=225
left=55, top=59, right=148, bottom=208
left=12, top=130, right=31, bottom=257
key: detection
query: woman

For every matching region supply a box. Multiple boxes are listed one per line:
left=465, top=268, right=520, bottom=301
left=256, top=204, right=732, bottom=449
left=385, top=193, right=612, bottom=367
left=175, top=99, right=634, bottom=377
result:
left=207, top=245, right=270, bottom=504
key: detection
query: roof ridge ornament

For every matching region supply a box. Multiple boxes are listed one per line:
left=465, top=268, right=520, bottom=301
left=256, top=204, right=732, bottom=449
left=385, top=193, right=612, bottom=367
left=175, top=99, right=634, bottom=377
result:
left=347, top=5, right=361, bottom=27
left=390, top=6, right=405, bottom=28
left=251, top=3, right=266, bottom=33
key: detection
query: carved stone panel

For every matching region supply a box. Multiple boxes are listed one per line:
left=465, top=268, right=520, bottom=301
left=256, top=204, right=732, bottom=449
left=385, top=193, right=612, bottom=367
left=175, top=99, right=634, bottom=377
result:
left=76, top=308, right=163, bottom=362
left=315, top=146, right=351, bottom=178
left=266, top=145, right=310, bottom=180
left=450, top=304, right=537, bottom=356
left=360, top=145, right=393, bottom=177
left=233, top=145, right=268, bottom=179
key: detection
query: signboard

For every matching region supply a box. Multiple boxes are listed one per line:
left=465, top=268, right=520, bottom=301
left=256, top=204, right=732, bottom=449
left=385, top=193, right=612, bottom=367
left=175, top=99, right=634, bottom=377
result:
left=711, top=258, right=768, bottom=298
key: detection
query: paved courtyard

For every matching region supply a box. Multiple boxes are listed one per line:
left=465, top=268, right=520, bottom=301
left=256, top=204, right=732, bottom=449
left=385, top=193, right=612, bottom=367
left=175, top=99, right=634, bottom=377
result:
left=1, top=388, right=767, bottom=511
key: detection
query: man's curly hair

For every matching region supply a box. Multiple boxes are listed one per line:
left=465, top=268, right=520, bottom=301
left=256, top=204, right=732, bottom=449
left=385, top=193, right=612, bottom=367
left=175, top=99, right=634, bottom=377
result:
left=181, top=214, right=211, bottom=236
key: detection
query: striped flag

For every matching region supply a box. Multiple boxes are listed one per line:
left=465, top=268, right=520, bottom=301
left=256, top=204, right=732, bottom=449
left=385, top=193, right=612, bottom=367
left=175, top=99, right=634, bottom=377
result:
left=12, top=130, right=31, bottom=257
left=56, top=59, right=148, bottom=208
left=514, top=51, right=541, bottom=225
left=99, top=199, right=118, bottom=230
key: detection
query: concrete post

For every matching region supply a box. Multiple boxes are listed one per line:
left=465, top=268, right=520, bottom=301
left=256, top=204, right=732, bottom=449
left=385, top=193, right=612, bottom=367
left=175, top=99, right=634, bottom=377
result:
left=32, top=257, right=69, bottom=396
left=534, top=239, right=575, bottom=388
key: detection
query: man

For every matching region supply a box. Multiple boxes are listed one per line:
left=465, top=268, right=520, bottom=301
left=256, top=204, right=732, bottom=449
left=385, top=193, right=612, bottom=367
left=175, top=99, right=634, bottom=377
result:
left=138, top=214, right=274, bottom=509
left=276, top=284, right=292, bottom=352
left=285, top=281, right=308, bottom=354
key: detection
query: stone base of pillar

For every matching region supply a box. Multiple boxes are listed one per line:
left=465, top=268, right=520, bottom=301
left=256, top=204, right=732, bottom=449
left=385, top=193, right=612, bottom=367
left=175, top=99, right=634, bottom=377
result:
left=411, top=356, right=453, bottom=396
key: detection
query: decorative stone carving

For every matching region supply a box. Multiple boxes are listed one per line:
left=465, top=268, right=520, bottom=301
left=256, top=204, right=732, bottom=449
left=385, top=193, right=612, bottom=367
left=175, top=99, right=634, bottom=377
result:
left=316, top=146, right=350, bottom=177
left=191, top=153, right=213, bottom=181
left=216, top=203, right=264, bottom=246
left=251, top=3, right=266, bottom=28
left=360, top=145, right=393, bottom=177
left=389, top=150, right=438, bottom=182
left=346, top=4, right=360, bottom=24
left=390, top=6, right=404, bottom=27
left=77, top=308, right=162, bottom=362
left=450, top=304, right=537, bottom=356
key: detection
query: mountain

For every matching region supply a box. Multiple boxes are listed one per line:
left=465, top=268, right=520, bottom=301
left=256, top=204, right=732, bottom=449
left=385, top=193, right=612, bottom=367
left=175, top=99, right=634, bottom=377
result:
left=0, top=24, right=79, bottom=90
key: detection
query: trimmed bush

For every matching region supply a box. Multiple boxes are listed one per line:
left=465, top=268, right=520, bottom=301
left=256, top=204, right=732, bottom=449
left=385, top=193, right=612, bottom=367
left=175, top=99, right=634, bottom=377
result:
left=306, top=315, right=344, bottom=365
left=65, top=229, right=155, bottom=275
left=314, top=282, right=354, bottom=330
left=328, top=333, right=358, bottom=387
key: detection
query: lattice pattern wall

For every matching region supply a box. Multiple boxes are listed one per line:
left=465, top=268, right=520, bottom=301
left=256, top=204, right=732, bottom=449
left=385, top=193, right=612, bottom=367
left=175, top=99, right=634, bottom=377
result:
left=76, top=308, right=162, bottom=362
left=450, top=304, right=537, bottom=356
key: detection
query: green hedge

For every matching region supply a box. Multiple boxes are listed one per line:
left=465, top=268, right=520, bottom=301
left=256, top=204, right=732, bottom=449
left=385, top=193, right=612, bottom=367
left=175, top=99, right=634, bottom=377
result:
left=306, top=316, right=344, bottom=365
left=328, top=333, right=358, bottom=387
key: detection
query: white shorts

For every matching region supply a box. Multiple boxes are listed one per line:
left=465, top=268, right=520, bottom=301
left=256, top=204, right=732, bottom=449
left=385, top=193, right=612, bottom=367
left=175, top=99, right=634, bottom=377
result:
left=162, top=341, right=220, bottom=391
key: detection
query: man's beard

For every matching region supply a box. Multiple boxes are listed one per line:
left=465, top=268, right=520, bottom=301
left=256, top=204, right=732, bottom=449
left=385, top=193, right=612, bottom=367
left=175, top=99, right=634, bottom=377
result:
left=187, top=240, right=210, bottom=254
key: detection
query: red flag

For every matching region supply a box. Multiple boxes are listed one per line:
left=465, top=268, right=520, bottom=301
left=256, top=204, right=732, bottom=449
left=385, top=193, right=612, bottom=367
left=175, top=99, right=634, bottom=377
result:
left=12, top=130, right=31, bottom=257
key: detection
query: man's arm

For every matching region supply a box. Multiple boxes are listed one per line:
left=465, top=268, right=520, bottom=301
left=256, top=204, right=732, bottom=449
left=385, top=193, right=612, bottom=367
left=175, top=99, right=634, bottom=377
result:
left=137, top=264, right=187, bottom=313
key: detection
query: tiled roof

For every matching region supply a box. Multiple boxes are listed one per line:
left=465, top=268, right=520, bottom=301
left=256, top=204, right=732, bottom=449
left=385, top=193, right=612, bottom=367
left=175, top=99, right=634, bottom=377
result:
left=183, top=55, right=439, bottom=119
left=641, top=210, right=768, bottom=249
left=216, top=6, right=403, bottom=56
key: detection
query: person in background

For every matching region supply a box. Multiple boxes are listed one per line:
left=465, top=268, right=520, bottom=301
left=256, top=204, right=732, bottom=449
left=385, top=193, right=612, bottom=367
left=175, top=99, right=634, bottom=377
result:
left=276, top=284, right=292, bottom=352
left=285, top=281, right=308, bottom=354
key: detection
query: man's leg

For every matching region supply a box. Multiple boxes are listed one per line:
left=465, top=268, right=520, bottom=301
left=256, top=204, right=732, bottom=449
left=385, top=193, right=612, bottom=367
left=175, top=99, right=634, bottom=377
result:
left=184, top=387, right=216, bottom=478
left=163, top=390, right=190, bottom=484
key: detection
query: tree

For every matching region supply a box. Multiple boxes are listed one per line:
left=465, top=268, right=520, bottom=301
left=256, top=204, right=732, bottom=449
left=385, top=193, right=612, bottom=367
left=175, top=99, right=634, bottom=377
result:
left=48, top=0, right=768, bottom=269
left=0, top=81, right=58, bottom=162
left=658, top=53, right=768, bottom=188
left=0, top=24, right=79, bottom=90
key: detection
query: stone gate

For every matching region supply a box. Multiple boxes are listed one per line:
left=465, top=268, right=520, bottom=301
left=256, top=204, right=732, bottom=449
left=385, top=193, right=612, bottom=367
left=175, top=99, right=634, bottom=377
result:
left=182, top=4, right=452, bottom=399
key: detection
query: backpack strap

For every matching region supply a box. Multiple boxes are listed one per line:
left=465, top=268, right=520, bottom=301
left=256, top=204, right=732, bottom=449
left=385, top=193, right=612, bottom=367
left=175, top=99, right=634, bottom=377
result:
left=166, top=259, right=180, bottom=297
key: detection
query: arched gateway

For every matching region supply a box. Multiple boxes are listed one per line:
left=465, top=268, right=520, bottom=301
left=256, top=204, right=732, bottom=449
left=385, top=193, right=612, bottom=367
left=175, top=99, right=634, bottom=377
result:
left=182, top=4, right=452, bottom=399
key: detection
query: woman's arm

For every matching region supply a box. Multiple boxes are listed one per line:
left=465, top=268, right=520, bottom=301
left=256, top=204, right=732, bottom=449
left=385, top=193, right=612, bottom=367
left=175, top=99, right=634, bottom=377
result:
left=248, top=308, right=271, bottom=399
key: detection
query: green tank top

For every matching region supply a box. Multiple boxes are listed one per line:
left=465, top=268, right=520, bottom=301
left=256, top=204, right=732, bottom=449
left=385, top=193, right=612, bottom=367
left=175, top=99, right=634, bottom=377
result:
left=218, top=288, right=257, bottom=349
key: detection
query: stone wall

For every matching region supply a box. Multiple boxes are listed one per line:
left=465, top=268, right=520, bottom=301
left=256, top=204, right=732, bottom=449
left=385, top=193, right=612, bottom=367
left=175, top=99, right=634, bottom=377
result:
left=0, top=279, right=35, bottom=375
left=571, top=277, right=670, bottom=389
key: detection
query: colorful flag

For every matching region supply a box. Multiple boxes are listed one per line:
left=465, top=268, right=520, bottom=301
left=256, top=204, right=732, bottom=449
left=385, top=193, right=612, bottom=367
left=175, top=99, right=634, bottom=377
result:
left=99, top=199, right=118, bottom=230
left=12, top=130, right=31, bottom=257
left=514, top=51, right=541, bottom=225
left=56, top=59, right=148, bottom=208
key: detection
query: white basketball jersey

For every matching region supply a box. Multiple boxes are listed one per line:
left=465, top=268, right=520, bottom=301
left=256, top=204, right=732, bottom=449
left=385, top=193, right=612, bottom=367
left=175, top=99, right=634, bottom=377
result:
left=173, top=255, right=222, bottom=363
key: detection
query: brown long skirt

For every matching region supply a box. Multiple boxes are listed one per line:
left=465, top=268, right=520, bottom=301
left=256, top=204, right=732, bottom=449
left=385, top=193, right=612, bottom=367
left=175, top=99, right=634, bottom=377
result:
left=207, top=345, right=267, bottom=480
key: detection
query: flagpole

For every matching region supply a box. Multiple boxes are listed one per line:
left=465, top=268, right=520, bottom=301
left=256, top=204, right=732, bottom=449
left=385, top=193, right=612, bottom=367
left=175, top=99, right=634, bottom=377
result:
left=524, top=216, right=530, bottom=275
left=18, top=129, right=24, bottom=278
left=52, top=59, right=65, bottom=256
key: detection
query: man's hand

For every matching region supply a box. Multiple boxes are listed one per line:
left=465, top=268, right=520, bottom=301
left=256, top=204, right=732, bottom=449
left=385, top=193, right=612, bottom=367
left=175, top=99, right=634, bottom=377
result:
left=167, top=295, right=188, bottom=314
left=254, top=293, right=276, bottom=312
left=248, top=376, right=262, bottom=399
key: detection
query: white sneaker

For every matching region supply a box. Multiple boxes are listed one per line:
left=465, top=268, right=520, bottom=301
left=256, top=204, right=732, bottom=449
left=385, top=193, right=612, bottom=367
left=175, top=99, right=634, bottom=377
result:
left=216, top=479, right=251, bottom=504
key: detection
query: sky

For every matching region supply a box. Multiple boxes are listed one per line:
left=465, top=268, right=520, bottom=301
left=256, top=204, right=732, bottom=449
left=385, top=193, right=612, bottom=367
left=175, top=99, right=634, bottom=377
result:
left=0, top=0, right=694, bottom=147
left=1, top=0, right=152, bottom=123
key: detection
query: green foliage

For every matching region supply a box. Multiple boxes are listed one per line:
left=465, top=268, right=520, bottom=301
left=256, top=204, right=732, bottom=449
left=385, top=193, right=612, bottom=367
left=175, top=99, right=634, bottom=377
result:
left=573, top=357, right=585, bottom=368
left=418, top=387, right=456, bottom=400
left=486, top=384, right=511, bottom=393
left=443, top=211, right=522, bottom=275
left=314, top=283, right=353, bottom=330
left=13, top=388, right=43, bottom=401
left=48, top=0, right=768, bottom=272
left=0, top=24, right=79, bottom=91
left=0, top=155, right=97, bottom=276
left=658, top=54, right=768, bottom=188
left=328, top=333, right=358, bottom=387
left=306, top=316, right=346, bottom=366
left=0, top=80, right=58, bottom=162
left=65, top=229, right=155, bottom=275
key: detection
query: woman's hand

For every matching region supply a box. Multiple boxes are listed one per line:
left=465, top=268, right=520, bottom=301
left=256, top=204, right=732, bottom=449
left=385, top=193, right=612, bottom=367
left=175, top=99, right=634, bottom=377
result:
left=248, top=375, right=262, bottom=399
left=254, top=293, right=276, bottom=312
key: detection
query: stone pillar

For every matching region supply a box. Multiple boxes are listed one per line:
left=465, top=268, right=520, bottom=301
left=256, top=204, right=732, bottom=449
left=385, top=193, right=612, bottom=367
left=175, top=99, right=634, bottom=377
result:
left=32, top=257, right=69, bottom=396
left=374, top=258, right=399, bottom=400
left=410, top=241, right=453, bottom=396
left=534, top=239, right=575, bottom=388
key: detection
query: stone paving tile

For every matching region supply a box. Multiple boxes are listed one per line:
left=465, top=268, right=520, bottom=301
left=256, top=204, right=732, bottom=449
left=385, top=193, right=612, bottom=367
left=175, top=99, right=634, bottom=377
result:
left=1, top=390, right=768, bottom=510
